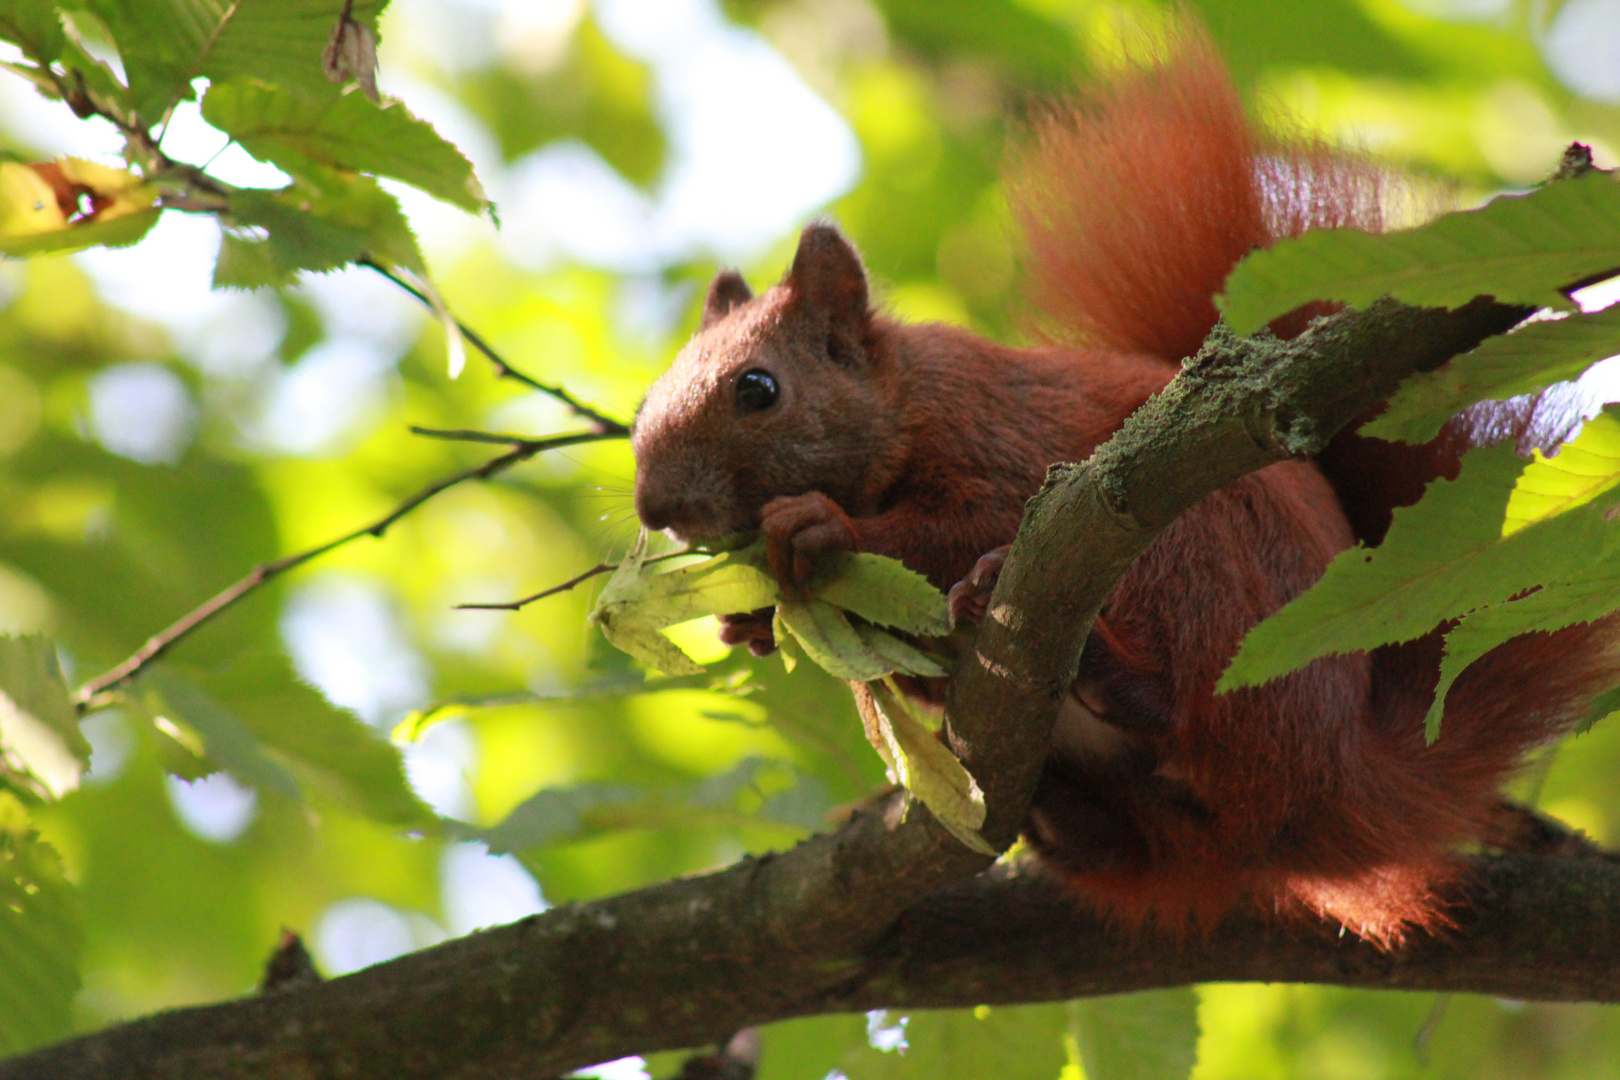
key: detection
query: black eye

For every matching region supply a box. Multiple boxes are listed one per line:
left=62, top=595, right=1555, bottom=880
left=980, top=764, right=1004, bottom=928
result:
left=734, top=369, right=779, bottom=413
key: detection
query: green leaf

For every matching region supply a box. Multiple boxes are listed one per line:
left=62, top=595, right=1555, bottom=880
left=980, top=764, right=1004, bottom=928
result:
left=1503, top=409, right=1620, bottom=535
left=0, top=0, right=64, bottom=64
left=476, top=759, right=829, bottom=852
left=202, top=77, right=486, bottom=212
left=815, top=552, right=951, bottom=636
left=842, top=1003, right=1070, bottom=1080
left=0, top=205, right=159, bottom=257
left=1071, top=989, right=1200, bottom=1080
left=0, top=634, right=87, bottom=800
left=1363, top=306, right=1620, bottom=444
left=0, top=809, right=81, bottom=1056
left=855, top=623, right=947, bottom=678
left=145, top=657, right=432, bottom=826
left=1424, top=574, right=1620, bottom=740
left=85, top=0, right=387, bottom=125
left=1221, top=443, right=1620, bottom=690
left=776, top=599, right=893, bottom=681
left=143, top=670, right=302, bottom=799
left=1581, top=681, right=1620, bottom=733
left=865, top=679, right=992, bottom=854
left=590, top=538, right=778, bottom=676
left=1221, top=173, right=1620, bottom=335
left=216, top=172, right=424, bottom=287
left=185, top=653, right=433, bottom=827
left=479, top=782, right=643, bottom=853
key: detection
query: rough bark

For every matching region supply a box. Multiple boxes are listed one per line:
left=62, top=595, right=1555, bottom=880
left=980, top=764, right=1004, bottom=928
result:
left=3, top=297, right=1572, bottom=1080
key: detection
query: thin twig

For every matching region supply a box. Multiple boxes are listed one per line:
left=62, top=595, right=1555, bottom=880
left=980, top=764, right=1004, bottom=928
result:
left=457, top=550, right=701, bottom=612
left=358, top=257, right=630, bottom=436
left=74, top=438, right=586, bottom=706
left=457, top=563, right=616, bottom=611
left=408, top=426, right=604, bottom=447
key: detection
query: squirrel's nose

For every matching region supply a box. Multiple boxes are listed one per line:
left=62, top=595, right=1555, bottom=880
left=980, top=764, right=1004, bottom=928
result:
left=635, top=487, right=686, bottom=534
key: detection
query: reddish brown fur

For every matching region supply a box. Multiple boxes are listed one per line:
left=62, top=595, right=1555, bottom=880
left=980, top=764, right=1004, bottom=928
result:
left=631, top=22, right=1620, bottom=945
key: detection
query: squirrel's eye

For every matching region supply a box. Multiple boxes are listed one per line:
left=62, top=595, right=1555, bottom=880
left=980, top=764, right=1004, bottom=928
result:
left=734, top=369, right=780, bottom=413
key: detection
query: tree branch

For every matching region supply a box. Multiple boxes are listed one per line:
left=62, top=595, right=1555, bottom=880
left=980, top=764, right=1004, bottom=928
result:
left=74, top=431, right=620, bottom=707
left=3, top=850, right=1615, bottom=1080
left=359, top=257, right=631, bottom=436
left=24, top=295, right=1544, bottom=1076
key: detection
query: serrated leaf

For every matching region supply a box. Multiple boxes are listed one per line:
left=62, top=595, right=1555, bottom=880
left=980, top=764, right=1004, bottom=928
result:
left=86, top=0, right=387, bottom=125
left=1364, top=306, right=1620, bottom=444
left=1221, top=173, right=1620, bottom=335
left=1582, top=682, right=1620, bottom=733
left=0, top=816, right=81, bottom=1056
left=865, top=679, right=992, bottom=854
left=0, top=635, right=86, bottom=801
left=202, top=77, right=486, bottom=212
left=590, top=539, right=776, bottom=675
left=1071, top=989, right=1200, bottom=1080
left=1503, top=409, right=1620, bottom=536
left=1222, top=443, right=1620, bottom=690
left=773, top=608, right=799, bottom=673
left=216, top=172, right=424, bottom=287
left=776, top=599, right=892, bottom=681
left=814, top=553, right=951, bottom=636
left=842, top=1003, right=1069, bottom=1080
left=143, top=670, right=302, bottom=799
left=183, top=653, right=433, bottom=827
left=855, top=623, right=947, bottom=677
left=1424, top=572, right=1620, bottom=741
left=479, top=782, right=642, bottom=853
left=476, top=759, right=829, bottom=852
left=0, top=205, right=159, bottom=257
left=0, top=1, right=64, bottom=65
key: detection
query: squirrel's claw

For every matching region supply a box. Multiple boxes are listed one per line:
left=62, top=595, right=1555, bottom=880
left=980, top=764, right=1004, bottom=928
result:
left=719, top=608, right=777, bottom=656
left=761, top=492, right=859, bottom=589
left=948, top=545, right=1011, bottom=627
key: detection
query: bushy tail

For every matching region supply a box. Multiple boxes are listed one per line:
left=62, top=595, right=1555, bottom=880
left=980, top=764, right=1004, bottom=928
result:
left=1007, top=21, right=1385, bottom=361
left=1009, top=16, right=1620, bottom=939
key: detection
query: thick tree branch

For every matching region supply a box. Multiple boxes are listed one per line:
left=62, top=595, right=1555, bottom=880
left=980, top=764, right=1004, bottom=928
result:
left=3, top=851, right=1615, bottom=1080
left=12, top=295, right=1545, bottom=1078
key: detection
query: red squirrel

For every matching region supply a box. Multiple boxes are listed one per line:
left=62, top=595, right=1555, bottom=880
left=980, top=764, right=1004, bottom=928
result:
left=630, top=27, right=1619, bottom=944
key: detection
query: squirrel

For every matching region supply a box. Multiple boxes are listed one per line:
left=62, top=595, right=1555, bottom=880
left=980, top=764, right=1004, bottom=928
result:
left=629, top=23, right=1620, bottom=944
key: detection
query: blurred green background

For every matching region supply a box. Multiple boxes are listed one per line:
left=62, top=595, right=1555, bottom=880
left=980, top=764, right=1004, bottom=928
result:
left=1, top=0, right=1618, bottom=1075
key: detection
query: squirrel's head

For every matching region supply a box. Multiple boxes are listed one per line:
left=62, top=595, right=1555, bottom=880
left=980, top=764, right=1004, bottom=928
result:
left=633, top=223, right=888, bottom=543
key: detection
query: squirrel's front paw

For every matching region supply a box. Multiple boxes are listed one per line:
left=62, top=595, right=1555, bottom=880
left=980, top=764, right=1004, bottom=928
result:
left=760, top=492, right=859, bottom=588
left=719, top=607, right=777, bottom=657
left=947, top=545, right=1011, bottom=626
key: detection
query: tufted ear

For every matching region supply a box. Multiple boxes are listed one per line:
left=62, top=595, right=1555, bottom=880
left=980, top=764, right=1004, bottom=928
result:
left=785, top=222, right=870, bottom=364
left=700, top=269, right=753, bottom=330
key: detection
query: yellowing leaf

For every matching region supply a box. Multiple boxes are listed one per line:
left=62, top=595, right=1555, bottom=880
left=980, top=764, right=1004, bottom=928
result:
left=855, top=623, right=948, bottom=677
left=1504, top=409, right=1620, bottom=536
left=815, top=553, right=951, bottom=636
left=0, top=163, right=65, bottom=240
left=775, top=599, right=892, bottom=681
left=0, top=160, right=159, bottom=257
left=865, top=679, right=994, bottom=854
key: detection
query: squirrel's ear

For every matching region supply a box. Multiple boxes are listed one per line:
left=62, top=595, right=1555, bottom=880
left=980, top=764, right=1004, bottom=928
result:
left=700, top=270, right=753, bottom=330
left=786, top=223, right=869, bottom=361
